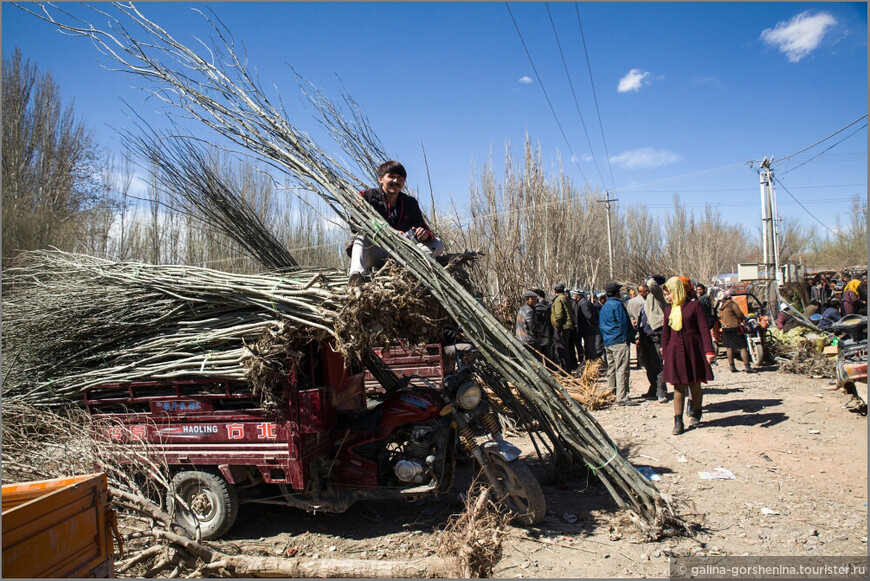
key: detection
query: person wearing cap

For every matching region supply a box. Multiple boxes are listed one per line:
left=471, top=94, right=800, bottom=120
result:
left=575, top=291, right=601, bottom=361
left=550, top=283, right=575, bottom=372
left=570, top=290, right=586, bottom=370
left=348, top=161, right=443, bottom=285
left=599, top=282, right=636, bottom=404
left=515, top=291, right=540, bottom=348
left=626, top=285, right=646, bottom=370
left=532, top=289, right=554, bottom=363
left=774, top=302, right=799, bottom=333
left=594, top=292, right=608, bottom=358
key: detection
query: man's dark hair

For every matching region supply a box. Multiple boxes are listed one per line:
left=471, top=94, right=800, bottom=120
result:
left=695, top=283, right=707, bottom=292
left=377, top=160, right=407, bottom=179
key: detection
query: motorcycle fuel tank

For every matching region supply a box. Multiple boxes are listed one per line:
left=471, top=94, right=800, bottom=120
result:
left=380, top=386, right=444, bottom=427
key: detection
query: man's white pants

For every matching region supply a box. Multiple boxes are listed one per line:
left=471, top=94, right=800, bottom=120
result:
left=349, top=234, right=444, bottom=275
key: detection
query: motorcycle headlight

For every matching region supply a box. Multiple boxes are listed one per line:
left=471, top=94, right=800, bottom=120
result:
left=456, top=382, right=482, bottom=410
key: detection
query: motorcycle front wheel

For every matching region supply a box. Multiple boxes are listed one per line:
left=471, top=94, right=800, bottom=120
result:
left=480, top=452, right=546, bottom=526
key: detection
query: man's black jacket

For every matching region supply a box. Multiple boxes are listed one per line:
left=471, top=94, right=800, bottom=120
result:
left=359, top=187, right=431, bottom=234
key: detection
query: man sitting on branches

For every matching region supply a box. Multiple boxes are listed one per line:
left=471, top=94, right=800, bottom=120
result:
left=348, top=161, right=443, bottom=285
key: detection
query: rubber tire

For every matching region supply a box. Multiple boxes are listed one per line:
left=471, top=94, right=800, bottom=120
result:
left=749, top=340, right=764, bottom=367
left=167, top=469, right=238, bottom=540
left=481, top=453, right=546, bottom=526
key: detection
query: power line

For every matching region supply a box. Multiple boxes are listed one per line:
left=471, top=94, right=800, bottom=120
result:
left=621, top=197, right=856, bottom=209
left=543, top=2, right=606, bottom=187
left=574, top=2, right=616, bottom=191
left=775, top=114, right=868, bottom=163
left=615, top=162, right=747, bottom=194
left=504, top=2, right=589, bottom=185
left=622, top=183, right=866, bottom=194
left=779, top=123, right=867, bottom=176
left=772, top=176, right=848, bottom=240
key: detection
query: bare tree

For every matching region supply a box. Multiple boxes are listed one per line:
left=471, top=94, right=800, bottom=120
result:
left=804, top=196, right=867, bottom=270
left=2, top=48, right=102, bottom=259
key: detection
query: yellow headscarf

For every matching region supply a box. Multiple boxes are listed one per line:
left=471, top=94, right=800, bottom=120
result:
left=665, top=276, right=687, bottom=331
left=846, top=279, right=861, bottom=295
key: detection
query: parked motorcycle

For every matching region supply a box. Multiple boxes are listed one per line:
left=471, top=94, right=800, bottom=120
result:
left=285, top=365, right=547, bottom=526
left=832, top=315, right=867, bottom=407
left=740, top=313, right=768, bottom=367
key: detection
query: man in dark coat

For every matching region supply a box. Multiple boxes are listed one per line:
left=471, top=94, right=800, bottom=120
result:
left=550, top=283, right=575, bottom=372
left=348, top=161, right=443, bottom=284
left=571, top=290, right=585, bottom=370
left=515, top=291, right=540, bottom=349
left=576, top=291, right=601, bottom=361
left=636, top=289, right=667, bottom=403
left=533, top=289, right=553, bottom=361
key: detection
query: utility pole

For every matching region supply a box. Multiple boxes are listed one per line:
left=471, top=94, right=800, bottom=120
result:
left=758, top=157, right=780, bottom=279
left=599, top=190, right=617, bottom=280
left=758, top=157, right=780, bottom=313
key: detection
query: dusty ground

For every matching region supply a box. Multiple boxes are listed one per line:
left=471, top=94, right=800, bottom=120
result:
left=211, top=356, right=867, bottom=578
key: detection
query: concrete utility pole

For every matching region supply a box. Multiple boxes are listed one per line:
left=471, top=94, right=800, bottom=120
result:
left=599, top=190, right=617, bottom=280
left=758, top=157, right=781, bottom=314
left=758, top=157, right=780, bottom=279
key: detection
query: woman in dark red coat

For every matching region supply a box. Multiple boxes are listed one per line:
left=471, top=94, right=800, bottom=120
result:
left=661, top=277, right=715, bottom=435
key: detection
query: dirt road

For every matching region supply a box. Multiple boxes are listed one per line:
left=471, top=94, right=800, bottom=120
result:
left=214, top=363, right=867, bottom=578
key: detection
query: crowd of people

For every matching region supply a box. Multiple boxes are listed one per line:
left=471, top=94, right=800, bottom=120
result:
left=514, top=276, right=761, bottom=435
left=344, top=160, right=866, bottom=437
left=797, top=273, right=867, bottom=329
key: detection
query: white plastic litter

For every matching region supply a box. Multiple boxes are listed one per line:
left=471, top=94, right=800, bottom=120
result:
left=698, top=467, right=736, bottom=480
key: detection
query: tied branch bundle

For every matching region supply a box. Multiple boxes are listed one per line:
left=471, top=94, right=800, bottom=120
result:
left=1, top=249, right=475, bottom=406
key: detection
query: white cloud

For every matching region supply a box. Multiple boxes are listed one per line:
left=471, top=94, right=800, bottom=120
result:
left=610, top=147, right=682, bottom=169
left=582, top=154, right=594, bottom=163
left=518, top=76, right=533, bottom=84
left=760, top=11, right=837, bottom=62
left=617, top=69, right=650, bottom=92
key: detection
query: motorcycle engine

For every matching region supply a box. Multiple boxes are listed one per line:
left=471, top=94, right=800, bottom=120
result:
left=392, top=425, right=436, bottom=484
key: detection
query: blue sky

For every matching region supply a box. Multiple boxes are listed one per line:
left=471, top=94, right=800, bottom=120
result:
left=3, top=2, right=867, bottom=238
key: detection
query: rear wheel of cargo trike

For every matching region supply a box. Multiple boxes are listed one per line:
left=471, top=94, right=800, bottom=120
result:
left=167, top=469, right=238, bottom=540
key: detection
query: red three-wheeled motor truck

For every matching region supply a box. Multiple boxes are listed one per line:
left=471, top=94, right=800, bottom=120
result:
left=84, top=340, right=545, bottom=539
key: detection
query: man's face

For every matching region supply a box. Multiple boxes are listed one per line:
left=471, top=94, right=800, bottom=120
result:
left=638, top=286, right=649, bottom=298
left=378, top=172, right=406, bottom=197
left=695, top=286, right=705, bottom=296
left=572, top=294, right=580, bottom=302
left=526, top=296, right=537, bottom=306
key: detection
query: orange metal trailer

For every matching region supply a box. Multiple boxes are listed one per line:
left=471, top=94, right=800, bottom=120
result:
left=2, top=473, right=116, bottom=578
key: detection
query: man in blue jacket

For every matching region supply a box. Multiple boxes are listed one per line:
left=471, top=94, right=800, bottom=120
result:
left=599, top=282, right=637, bottom=405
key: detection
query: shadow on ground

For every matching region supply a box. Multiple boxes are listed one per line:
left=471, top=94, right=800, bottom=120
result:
left=222, top=451, right=631, bottom=545
left=697, top=397, right=788, bottom=428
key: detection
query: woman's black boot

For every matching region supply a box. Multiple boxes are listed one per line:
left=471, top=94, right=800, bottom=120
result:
left=672, top=415, right=685, bottom=435
left=688, top=409, right=702, bottom=427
